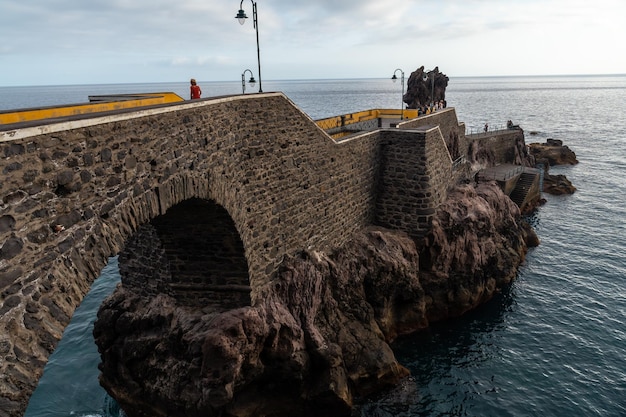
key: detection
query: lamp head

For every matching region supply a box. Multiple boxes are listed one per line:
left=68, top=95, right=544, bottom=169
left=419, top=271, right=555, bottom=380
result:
left=235, top=9, right=248, bottom=25
left=391, top=74, right=398, bottom=83
left=248, top=76, right=256, bottom=87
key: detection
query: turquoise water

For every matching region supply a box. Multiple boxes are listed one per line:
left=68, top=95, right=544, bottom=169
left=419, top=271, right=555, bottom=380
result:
left=16, top=75, right=626, bottom=417
left=23, top=259, right=123, bottom=417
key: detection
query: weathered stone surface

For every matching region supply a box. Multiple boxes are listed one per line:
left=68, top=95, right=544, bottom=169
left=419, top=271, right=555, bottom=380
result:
left=420, top=182, right=538, bottom=322
left=404, top=66, right=449, bottom=109
left=467, top=128, right=534, bottom=170
left=543, top=173, right=577, bottom=195
left=94, top=181, right=535, bottom=417
left=530, top=139, right=578, bottom=195
left=56, top=170, right=74, bottom=186
left=0, top=215, right=16, bottom=233
left=528, top=139, right=578, bottom=166
left=0, top=236, right=24, bottom=260
left=0, top=268, right=23, bottom=290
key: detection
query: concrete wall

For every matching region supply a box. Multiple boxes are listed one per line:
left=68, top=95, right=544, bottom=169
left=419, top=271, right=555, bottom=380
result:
left=0, top=93, right=464, bottom=416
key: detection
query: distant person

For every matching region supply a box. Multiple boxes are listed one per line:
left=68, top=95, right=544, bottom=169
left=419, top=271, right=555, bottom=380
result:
left=190, top=78, right=202, bottom=100
left=484, top=123, right=489, bottom=133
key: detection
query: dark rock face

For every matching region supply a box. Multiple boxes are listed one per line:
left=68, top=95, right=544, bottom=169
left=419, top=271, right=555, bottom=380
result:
left=543, top=173, right=577, bottom=195
left=420, top=182, right=538, bottom=322
left=403, top=66, right=449, bottom=109
left=529, top=139, right=579, bottom=166
left=94, top=182, right=536, bottom=417
left=530, top=139, right=578, bottom=195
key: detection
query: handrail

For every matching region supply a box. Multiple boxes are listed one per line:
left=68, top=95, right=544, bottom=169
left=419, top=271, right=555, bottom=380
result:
left=452, top=155, right=466, bottom=170
left=315, top=108, right=419, bottom=131
left=480, top=165, right=524, bottom=181
left=465, top=124, right=521, bottom=136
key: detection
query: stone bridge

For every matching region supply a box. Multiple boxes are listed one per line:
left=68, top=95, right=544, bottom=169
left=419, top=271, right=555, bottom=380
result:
left=0, top=93, right=523, bottom=416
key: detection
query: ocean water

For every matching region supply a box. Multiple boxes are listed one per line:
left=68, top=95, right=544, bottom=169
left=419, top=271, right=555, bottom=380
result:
left=6, top=75, right=625, bottom=417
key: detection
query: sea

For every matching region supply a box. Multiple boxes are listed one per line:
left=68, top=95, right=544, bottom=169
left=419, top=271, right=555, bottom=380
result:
left=2, top=74, right=625, bottom=417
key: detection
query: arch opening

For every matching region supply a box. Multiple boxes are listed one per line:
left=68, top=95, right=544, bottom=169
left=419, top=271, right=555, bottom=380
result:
left=120, top=198, right=251, bottom=310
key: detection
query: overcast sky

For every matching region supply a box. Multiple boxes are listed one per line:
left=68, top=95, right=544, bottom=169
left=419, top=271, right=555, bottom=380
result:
left=1, top=0, right=624, bottom=86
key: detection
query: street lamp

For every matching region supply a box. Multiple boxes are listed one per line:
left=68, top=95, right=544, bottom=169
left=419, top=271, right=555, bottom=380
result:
left=422, top=70, right=435, bottom=109
left=241, top=69, right=256, bottom=94
left=391, top=68, right=405, bottom=120
left=235, top=0, right=262, bottom=93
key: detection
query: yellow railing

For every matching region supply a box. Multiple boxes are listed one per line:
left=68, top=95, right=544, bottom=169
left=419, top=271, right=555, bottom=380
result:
left=0, top=92, right=185, bottom=125
left=315, top=108, right=419, bottom=131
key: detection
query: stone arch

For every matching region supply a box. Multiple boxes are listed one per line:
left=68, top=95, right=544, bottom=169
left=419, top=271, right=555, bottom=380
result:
left=160, top=199, right=250, bottom=308
left=110, top=164, right=254, bottom=310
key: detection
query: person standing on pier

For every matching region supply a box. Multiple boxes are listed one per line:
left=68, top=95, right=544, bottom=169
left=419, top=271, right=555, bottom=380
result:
left=190, top=78, right=202, bottom=99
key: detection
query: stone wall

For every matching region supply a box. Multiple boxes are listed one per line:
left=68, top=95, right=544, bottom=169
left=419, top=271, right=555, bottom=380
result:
left=325, top=117, right=381, bottom=136
left=467, top=129, right=525, bottom=164
left=375, top=127, right=454, bottom=239
left=398, top=107, right=467, bottom=161
left=149, top=198, right=251, bottom=309
left=0, top=94, right=464, bottom=416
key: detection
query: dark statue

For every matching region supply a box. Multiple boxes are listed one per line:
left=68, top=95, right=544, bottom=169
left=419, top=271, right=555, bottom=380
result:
left=403, top=66, right=449, bottom=109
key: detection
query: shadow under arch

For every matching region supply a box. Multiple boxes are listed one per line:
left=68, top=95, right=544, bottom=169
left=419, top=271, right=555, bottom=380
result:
left=120, top=197, right=251, bottom=310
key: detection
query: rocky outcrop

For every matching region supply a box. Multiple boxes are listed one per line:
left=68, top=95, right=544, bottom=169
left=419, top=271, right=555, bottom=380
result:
left=94, top=182, right=537, bottom=417
left=528, top=139, right=578, bottom=166
left=542, top=172, right=577, bottom=195
left=403, top=66, right=449, bottom=109
left=420, top=182, right=538, bottom=321
left=529, top=139, right=578, bottom=195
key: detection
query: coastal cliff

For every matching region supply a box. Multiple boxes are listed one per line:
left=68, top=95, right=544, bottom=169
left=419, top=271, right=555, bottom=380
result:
left=94, top=181, right=537, bottom=417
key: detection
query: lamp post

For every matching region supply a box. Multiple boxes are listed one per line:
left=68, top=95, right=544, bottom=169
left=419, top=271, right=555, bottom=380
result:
left=235, top=1, right=262, bottom=93
left=422, top=69, right=435, bottom=109
left=241, top=69, right=256, bottom=94
left=391, top=68, right=405, bottom=120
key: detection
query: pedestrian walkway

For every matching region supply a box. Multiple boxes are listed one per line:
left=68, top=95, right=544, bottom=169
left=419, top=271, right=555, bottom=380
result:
left=477, top=164, right=524, bottom=181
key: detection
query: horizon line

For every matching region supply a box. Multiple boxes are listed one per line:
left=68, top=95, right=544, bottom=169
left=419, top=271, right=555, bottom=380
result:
left=2, top=73, right=625, bottom=89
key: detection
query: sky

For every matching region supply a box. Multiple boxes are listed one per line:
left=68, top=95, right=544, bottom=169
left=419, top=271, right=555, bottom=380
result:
left=1, top=0, right=625, bottom=86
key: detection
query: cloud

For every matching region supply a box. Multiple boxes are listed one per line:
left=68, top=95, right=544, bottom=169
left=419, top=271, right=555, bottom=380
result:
left=1, top=0, right=625, bottom=85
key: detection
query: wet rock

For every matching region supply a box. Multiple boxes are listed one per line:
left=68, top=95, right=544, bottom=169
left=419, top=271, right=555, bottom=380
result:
left=543, top=173, right=577, bottom=195
left=528, top=139, right=578, bottom=166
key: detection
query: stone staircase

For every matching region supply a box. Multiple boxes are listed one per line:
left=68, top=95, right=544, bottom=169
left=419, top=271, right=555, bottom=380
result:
left=509, top=172, right=537, bottom=207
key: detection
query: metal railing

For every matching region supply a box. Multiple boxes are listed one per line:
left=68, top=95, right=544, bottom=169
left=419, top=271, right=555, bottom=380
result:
left=315, top=108, right=419, bottom=132
left=480, top=165, right=524, bottom=181
left=452, top=155, right=466, bottom=170
left=0, top=92, right=185, bottom=125
left=465, top=123, right=523, bottom=137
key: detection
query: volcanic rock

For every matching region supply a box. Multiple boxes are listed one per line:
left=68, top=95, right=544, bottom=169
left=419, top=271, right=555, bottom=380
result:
left=94, top=182, right=537, bottom=417
left=528, top=139, right=578, bottom=166
left=530, top=139, right=578, bottom=195
left=543, top=173, right=577, bottom=195
left=403, top=66, right=449, bottom=109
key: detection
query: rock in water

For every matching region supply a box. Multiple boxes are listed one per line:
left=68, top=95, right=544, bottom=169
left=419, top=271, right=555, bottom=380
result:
left=529, top=139, right=578, bottom=195
left=529, top=139, right=579, bottom=166
left=94, top=183, right=536, bottom=417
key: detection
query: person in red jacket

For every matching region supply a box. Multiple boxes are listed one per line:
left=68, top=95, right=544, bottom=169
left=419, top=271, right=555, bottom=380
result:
left=190, top=78, right=202, bottom=99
